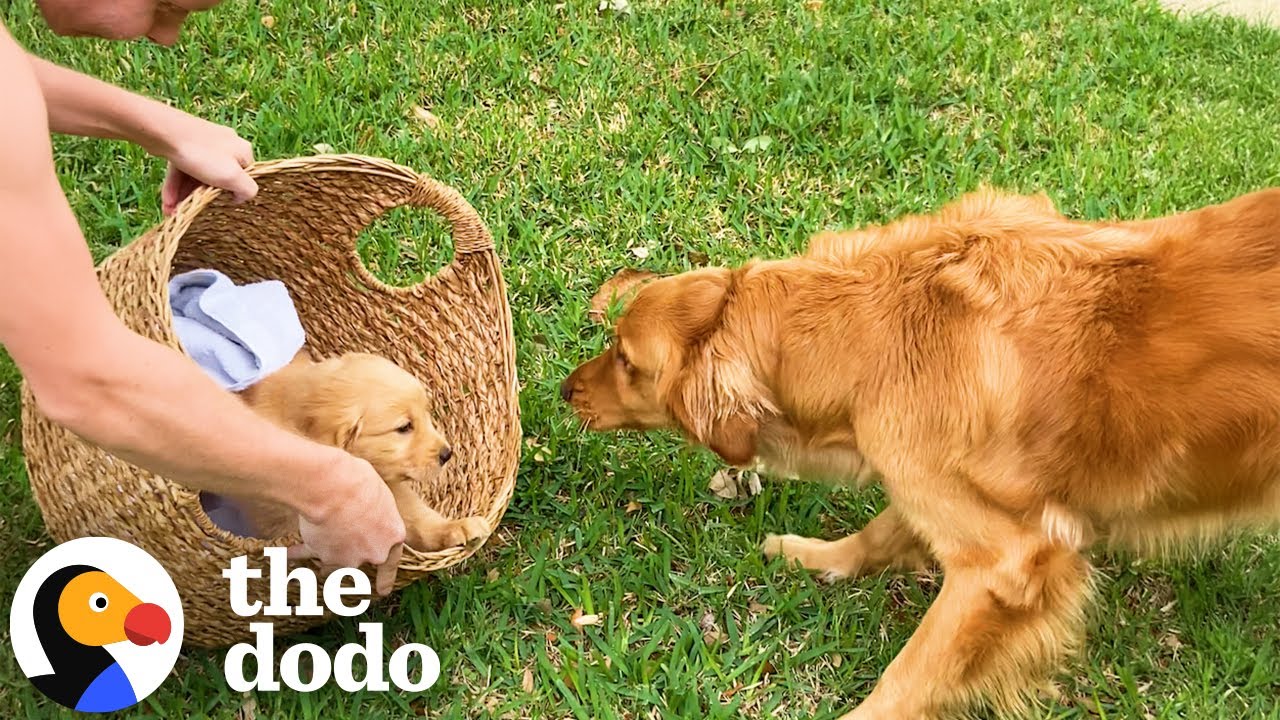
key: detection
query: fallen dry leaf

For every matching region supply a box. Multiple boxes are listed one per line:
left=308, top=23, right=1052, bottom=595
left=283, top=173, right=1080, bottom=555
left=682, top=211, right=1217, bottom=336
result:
left=572, top=609, right=602, bottom=628
left=748, top=601, right=770, bottom=614
left=709, top=469, right=764, bottom=500
left=709, top=469, right=736, bottom=499
left=588, top=268, right=661, bottom=324
left=260, top=15, right=276, bottom=29
left=522, top=666, right=535, bottom=693
left=312, top=143, right=334, bottom=154
left=598, top=0, right=633, bottom=15
left=235, top=693, right=256, bottom=720
left=629, top=246, right=650, bottom=260
left=412, top=105, right=442, bottom=130
left=625, top=500, right=643, bottom=514
left=486, top=568, right=501, bottom=583
left=700, top=611, right=726, bottom=645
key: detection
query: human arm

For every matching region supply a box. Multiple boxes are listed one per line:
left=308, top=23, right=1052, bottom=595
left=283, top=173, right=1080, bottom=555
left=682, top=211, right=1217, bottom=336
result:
left=26, top=53, right=257, bottom=215
left=0, top=28, right=403, bottom=593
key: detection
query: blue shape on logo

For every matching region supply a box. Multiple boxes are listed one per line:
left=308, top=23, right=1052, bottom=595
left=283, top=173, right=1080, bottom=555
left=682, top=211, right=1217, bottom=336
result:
left=75, top=662, right=138, bottom=713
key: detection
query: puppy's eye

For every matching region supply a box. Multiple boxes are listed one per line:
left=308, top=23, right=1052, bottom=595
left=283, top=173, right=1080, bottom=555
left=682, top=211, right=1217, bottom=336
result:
left=396, top=421, right=414, bottom=434
left=616, top=350, right=633, bottom=371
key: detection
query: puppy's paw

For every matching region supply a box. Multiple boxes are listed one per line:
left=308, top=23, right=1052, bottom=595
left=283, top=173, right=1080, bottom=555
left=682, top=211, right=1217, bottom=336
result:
left=762, top=533, right=856, bottom=582
left=457, top=515, right=490, bottom=549
left=406, top=516, right=491, bottom=552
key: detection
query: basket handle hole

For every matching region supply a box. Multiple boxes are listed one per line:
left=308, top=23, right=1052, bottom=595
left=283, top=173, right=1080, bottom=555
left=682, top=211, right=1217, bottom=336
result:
left=355, top=205, right=456, bottom=288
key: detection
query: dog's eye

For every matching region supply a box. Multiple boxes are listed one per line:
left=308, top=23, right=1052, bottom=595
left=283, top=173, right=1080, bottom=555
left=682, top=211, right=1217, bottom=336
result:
left=616, top=351, right=633, bottom=371
left=396, top=421, right=414, bottom=434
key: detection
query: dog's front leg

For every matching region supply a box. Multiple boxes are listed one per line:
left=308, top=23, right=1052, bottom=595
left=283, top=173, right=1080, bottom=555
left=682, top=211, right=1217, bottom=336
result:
left=390, top=482, right=489, bottom=552
left=762, top=504, right=932, bottom=581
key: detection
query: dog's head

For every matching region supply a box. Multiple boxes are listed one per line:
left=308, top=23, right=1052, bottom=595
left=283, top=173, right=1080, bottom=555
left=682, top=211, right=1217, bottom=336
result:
left=561, top=267, right=773, bottom=466
left=302, top=353, right=453, bottom=485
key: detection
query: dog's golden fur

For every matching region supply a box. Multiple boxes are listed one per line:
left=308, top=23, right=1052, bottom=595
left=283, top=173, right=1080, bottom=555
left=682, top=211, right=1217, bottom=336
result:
left=562, top=187, right=1280, bottom=718
left=234, top=351, right=488, bottom=553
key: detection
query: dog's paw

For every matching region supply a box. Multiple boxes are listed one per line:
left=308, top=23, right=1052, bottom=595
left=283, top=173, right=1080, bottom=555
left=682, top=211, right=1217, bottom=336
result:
left=404, top=516, right=491, bottom=552
left=457, top=515, right=490, bottom=549
left=760, top=533, right=790, bottom=559
left=761, top=533, right=855, bottom=582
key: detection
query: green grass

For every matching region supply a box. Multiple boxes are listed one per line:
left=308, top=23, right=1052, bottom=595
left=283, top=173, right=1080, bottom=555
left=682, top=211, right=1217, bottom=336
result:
left=3, top=0, right=1280, bottom=717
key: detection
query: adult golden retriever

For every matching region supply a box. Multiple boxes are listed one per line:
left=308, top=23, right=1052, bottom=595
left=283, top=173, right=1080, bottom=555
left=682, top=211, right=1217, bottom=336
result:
left=561, top=187, right=1280, bottom=719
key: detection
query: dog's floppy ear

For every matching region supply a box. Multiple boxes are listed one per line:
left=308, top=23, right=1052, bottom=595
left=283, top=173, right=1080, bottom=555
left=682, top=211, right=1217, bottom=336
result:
left=335, top=416, right=364, bottom=451
left=589, top=268, right=662, bottom=325
left=664, top=269, right=762, bottom=467
left=669, top=268, right=733, bottom=340
left=299, top=407, right=364, bottom=451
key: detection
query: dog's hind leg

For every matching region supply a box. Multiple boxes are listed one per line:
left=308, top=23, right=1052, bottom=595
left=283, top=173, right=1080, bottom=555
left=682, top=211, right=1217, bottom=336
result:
left=761, top=505, right=932, bottom=581
left=837, top=517, right=1093, bottom=719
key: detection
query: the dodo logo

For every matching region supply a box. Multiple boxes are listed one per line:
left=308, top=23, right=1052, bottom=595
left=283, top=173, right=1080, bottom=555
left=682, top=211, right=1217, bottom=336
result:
left=9, top=537, right=183, bottom=713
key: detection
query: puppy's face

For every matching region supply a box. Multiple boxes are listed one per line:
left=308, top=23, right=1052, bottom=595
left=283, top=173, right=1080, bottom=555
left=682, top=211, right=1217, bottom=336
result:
left=306, top=354, right=453, bottom=485
left=562, top=268, right=763, bottom=466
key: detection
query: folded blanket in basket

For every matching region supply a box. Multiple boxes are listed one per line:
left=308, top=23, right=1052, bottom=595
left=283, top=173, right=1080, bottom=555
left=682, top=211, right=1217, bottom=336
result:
left=169, top=269, right=306, bottom=391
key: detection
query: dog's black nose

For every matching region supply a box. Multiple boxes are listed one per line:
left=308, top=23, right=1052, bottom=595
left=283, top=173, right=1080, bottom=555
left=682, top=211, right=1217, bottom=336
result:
left=438, top=447, right=453, bottom=465
left=560, top=379, right=575, bottom=403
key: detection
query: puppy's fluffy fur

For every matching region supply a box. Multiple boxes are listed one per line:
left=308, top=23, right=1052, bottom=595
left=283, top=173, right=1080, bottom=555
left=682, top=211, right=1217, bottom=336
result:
left=235, top=351, right=488, bottom=553
left=562, top=187, right=1280, bottom=719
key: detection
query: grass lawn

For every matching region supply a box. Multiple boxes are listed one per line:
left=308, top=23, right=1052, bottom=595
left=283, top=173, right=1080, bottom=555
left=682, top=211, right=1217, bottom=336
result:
left=3, top=0, right=1280, bottom=717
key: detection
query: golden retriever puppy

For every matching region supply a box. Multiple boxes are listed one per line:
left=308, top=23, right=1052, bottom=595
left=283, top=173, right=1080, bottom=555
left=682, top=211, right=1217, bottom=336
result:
left=234, top=351, right=489, bottom=553
left=561, top=186, right=1280, bottom=719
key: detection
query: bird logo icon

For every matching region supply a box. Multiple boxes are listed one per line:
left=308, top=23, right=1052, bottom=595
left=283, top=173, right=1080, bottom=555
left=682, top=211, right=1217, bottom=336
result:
left=10, top=537, right=184, bottom=713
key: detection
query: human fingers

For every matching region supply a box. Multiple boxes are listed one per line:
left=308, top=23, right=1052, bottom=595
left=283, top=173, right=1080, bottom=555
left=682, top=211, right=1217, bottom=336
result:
left=374, top=542, right=403, bottom=596
left=221, top=168, right=258, bottom=205
left=286, top=543, right=317, bottom=561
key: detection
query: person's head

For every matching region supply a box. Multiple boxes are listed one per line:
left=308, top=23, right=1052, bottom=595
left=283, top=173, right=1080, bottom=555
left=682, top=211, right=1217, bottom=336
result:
left=34, top=0, right=223, bottom=46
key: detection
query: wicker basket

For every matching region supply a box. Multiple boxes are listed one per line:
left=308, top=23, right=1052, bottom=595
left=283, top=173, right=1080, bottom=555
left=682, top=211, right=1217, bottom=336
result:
left=19, top=155, right=521, bottom=648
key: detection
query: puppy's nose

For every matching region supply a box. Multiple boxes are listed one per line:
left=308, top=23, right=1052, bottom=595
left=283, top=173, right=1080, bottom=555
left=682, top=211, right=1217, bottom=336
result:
left=560, top=379, right=575, bottom=403
left=438, top=446, right=453, bottom=465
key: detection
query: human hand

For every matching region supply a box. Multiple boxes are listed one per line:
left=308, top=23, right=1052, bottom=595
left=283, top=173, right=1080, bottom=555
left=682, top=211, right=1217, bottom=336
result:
left=287, top=452, right=406, bottom=596
left=150, top=110, right=257, bottom=215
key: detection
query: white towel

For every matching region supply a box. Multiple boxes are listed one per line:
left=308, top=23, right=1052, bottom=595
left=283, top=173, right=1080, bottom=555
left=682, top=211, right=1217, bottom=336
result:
left=169, top=269, right=306, bottom=391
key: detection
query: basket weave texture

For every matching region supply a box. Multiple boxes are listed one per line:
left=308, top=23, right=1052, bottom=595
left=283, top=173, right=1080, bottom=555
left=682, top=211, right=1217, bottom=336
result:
left=19, top=155, right=521, bottom=647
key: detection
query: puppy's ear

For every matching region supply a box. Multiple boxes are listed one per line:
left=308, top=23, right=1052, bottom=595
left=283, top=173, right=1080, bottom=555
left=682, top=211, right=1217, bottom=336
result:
left=589, top=268, right=662, bottom=325
left=299, top=410, right=364, bottom=451
left=335, top=416, right=364, bottom=451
